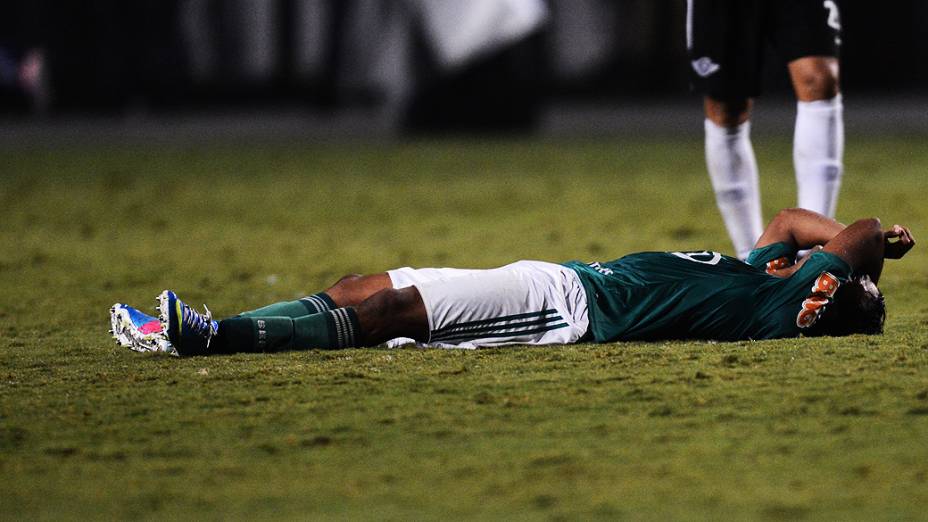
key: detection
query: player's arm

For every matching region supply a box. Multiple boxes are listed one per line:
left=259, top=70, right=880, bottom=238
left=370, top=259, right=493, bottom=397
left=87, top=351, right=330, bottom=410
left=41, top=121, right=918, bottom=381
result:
left=754, top=208, right=845, bottom=251
left=822, top=219, right=916, bottom=284
left=754, top=209, right=915, bottom=280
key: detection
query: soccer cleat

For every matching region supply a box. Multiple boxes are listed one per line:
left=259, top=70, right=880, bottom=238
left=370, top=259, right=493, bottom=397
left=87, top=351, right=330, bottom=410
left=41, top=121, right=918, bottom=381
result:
left=110, top=303, right=176, bottom=355
left=157, top=290, right=218, bottom=356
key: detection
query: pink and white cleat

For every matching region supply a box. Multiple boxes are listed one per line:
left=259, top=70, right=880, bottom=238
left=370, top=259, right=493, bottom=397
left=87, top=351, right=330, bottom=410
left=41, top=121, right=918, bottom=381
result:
left=109, top=303, right=176, bottom=355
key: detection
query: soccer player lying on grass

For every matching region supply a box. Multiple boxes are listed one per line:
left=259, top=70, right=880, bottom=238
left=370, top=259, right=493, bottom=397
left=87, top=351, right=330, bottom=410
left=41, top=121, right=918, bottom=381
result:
left=110, top=209, right=914, bottom=356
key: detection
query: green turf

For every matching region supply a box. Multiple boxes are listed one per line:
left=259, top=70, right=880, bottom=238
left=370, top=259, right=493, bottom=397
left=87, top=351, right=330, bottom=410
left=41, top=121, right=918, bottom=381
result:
left=1, top=138, right=927, bottom=520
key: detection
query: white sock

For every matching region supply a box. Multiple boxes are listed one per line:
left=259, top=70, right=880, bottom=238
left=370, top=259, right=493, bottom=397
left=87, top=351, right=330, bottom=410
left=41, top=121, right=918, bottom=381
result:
left=704, top=119, right=764, bottom=260
left=794, top=94, right=844, bottom=218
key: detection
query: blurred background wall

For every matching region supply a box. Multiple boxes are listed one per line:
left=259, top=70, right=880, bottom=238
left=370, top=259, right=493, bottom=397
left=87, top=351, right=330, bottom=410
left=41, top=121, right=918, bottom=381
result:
left=0, top=0, right=925, bottom=134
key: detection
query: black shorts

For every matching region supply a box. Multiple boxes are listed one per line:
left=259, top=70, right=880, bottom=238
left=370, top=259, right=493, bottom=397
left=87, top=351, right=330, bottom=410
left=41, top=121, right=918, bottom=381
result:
left=687, top=0, right=842, bottom=99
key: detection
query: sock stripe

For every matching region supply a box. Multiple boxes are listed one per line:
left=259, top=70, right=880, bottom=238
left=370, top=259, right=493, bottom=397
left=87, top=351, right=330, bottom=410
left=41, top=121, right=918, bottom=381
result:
left=299, top=297, right=320, bottom=314
left=345, top=308, right=359, bottom=347
left=431, top=309, right=560, bottom=336
left=322, top=312, right=339, bottom=347
left=334, top=309, right=348, bottom=347
left=331, top=309, right=346, bottom=347
left=300, top=294, right=333, bottom=314
left=318, top=293, right=336, bottom=310
left=431, top=314, right=564, bottom=342
left=345, top=308, right=358, bottom=347
left=341, top=309, right=352, bottom=346
left=325, top=308, right=358, bottom=348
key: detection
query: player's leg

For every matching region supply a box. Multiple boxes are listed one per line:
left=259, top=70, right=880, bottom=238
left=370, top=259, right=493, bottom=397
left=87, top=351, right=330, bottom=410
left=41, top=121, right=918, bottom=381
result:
left=234, top=268, right=487, bottom=320
left=161, top=283, right=429, bottom=355
left=772, top=0, right=844, bottom=218
left=215, top=262, right=590, bottom=353
left=214, top=273, right=418, bottom=352
left=216, top=286, right=429, bottom=353
left=789, top=56, right=843, bottom=218
left=162, top=267, right=486, bottom=355
left=703, top=96, right=764, bottom=260
left=220, top=267, right=496, bottom=352
left=688, top=0, right=765, bottom=259
left=236, top=273, right=394, bottom=318
left=354, top=287, right=429, bottom=345
left=160, top=261, right=587, bottom=355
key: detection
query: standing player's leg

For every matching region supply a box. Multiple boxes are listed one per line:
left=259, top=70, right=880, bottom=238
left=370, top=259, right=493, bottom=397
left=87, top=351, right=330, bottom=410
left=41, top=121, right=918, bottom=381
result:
left=790, top=56, right=843, bottom=218
left=774, top=0, right=844, bottom=218
left=703, top=96, right=764, bottom=260
left=688, top=0, right=765, bottom=259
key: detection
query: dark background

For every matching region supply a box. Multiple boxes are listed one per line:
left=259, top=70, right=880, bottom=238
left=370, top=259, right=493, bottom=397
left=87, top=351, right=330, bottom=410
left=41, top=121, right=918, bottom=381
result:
left=1, top=0, right=925, bottom=133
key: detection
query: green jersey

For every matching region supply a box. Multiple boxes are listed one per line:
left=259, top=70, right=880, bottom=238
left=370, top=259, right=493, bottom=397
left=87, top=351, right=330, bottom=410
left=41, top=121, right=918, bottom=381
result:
left=563, top=242, right=852, bottom=342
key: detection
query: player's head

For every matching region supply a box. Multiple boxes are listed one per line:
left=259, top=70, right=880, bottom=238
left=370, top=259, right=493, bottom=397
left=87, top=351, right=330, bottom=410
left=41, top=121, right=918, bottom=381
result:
left=807, top=275, right=885, bottom=337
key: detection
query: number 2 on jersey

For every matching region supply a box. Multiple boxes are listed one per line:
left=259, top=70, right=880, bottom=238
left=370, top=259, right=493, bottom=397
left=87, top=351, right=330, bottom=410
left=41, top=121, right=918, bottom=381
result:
left=823, top=0, right=841, bottom=31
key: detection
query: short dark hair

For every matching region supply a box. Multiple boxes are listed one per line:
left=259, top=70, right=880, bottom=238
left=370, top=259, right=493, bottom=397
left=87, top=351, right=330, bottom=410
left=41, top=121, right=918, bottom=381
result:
left=804, top=275, right=885, bottom=337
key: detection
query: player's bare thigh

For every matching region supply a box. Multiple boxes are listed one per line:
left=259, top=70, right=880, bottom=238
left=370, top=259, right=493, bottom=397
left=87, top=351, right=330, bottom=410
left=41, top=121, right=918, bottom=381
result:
left=704, top=96, right=753, bottom=127
left=322, top=268, right=484, bottom=346
left=355, top=286, right=429, bottom=345
left=325, top=267, right=482, bottom=306
left=788, top=56, right=840, bottom=101
left=703, top=57, right=839, bottom=125
left=325, top=273, right=393, bottom=306
left=322, top=273, right=430, bottom=344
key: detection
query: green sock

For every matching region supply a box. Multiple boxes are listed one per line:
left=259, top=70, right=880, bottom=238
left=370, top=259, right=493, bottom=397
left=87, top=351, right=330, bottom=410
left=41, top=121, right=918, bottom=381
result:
left=294, top=308, right=360, bottom=349
left=216, top=307, right=360, bottom=353
left=238, top=293, right=335, bottom=319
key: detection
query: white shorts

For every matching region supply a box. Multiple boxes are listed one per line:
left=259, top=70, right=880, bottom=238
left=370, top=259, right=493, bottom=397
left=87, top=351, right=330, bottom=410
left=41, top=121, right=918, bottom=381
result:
left=386, top=260, right=589, bottom=349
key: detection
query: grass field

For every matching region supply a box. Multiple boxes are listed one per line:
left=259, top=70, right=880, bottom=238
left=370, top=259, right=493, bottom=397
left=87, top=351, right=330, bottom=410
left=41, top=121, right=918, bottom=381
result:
left=2, top=137, right=927, bottom=520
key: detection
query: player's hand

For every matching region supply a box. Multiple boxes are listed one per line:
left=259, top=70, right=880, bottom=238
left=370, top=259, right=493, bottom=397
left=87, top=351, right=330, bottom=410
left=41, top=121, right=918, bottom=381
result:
left=799, top=245, right=824, bottom=259
left=883, top=225, right=915, bottom=259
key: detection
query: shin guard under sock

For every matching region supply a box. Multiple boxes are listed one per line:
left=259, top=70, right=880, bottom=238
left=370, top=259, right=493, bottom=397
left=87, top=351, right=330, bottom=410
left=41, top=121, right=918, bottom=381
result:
left=704, top=119, right=763, bottom=260
left=794, top=95, right=844, bottom=218
left=216, top=307, right=360, bottom=353
left=238, top=293, right=336, bottom=319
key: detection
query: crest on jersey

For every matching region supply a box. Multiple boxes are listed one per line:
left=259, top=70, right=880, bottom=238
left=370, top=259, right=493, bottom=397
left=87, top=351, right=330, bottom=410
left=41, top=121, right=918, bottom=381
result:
left=691, top=57, right=720, bottom=78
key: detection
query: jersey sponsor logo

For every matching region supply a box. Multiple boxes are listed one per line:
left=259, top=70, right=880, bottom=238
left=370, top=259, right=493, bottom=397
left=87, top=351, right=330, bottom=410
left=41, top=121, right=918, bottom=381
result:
left=672, top=250, right=722, bottom=265
left=588, top=262, right=613, bottom=276
left=796, top=272, right=840, bottom=329
left=691, top=57, right=720, bottom=78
